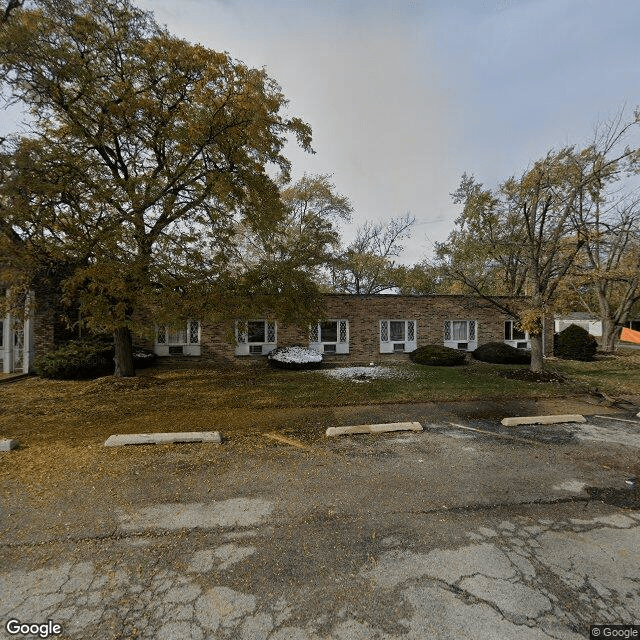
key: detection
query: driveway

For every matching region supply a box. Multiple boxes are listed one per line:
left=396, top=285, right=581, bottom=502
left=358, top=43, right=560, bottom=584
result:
left=1, top=400, right=639, bottom=640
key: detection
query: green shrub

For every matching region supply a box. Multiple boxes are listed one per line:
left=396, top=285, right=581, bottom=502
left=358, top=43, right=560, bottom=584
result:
left=34, top=339, right=114, bottom=379
left=267, top=345, right=323, bottom=370
left=409, top=345, right=466, bottom=366
left=473, top=342, right=531, bottom=365
left=554, top=324, right=598, bottom=361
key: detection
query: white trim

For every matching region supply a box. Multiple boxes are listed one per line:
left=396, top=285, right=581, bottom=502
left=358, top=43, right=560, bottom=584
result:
left=504, top=319, right=531, bottom=350
left=154, top=320, right=201, bottom=356
left=235, top=319, right=277, bottom=356
left=309, top=319, right=349, bottom=355
left=380, top=319, right=417, bottom=353
left=444, top=319, right=477, bottom=351
left=2, top=291, right=34, bottom=373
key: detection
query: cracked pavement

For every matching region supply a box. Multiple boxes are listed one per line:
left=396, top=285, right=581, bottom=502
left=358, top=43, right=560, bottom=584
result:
left=1, top=401, right=639, bottom=639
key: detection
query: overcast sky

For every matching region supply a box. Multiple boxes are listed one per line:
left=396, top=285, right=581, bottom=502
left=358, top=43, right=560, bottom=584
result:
left=2, top=0, right=639, bottom=263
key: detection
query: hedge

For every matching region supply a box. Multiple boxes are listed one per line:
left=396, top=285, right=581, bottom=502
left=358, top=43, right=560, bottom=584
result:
left=409, top=345, right=467, bottom=366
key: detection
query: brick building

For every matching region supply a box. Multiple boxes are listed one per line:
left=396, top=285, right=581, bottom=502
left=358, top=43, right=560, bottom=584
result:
left=3, top=291, right=550, bottom=373
left=1, top=283, right=78, bottom=374
left=148, top=294, right=552, bottom=368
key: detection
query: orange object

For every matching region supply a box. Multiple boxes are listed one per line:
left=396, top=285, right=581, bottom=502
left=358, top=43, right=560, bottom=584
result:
left=620, top=327, right=640, bottom=344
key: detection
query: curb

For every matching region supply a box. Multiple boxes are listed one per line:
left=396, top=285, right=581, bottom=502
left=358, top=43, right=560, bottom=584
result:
left=326, top=421, right=423, bottom=437
left=0, top=439, right=19, bottom=451
left=104, top=431, right=222, bottom=447
left=501, top=414, right=586, bottom=427
left=0, top=374, right=31, bottom=385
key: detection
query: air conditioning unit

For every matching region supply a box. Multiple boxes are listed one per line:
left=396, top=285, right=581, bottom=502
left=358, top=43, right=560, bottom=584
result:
left=393, top=343, right=405, bottom=353
left=457, top=342, right=468, bottom=351
left=516, top=341, right=529, bottom=350
left=249, top=345, right=263, bottom=354
left=323, top=344, right=336, bottom=354
left=168, top=345, right=184, bottom=355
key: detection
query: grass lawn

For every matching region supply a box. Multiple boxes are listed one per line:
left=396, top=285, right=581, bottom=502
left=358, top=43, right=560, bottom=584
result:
left=1, top=352, right=637, bottom=503
left=1, top=351, right=638, bottom=450
left=549, top=348, right=640, bottom=398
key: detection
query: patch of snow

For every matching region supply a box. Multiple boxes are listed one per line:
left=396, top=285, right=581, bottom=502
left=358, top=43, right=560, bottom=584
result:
left=320, top=366, right=411, bottom=381
left=552, top=480, right=587, bottom=493
left=268, top=346, right=322, bottom=364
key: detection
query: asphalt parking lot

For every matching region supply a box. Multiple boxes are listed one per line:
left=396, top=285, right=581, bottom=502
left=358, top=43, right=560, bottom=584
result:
left=1, top=401, right=639, bottom=640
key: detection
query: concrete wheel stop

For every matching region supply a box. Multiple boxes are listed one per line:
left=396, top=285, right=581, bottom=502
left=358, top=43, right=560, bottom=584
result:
left=0, top=439, right=19, bottom=451
left=326, top=422, right=423, bottom=437
left=104, top=431, right=222, bottom=447
left=501, top=414, right=586, bottom=427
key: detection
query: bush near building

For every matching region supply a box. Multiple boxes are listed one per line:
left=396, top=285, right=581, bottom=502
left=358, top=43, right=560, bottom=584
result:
left=34, top=339, right=114, bottom=379
left=267, top=345, right=323, bottom=370
left=554, top=324, right=598, bottom=361
left=34, top=340, right=156, bottom=379
left=409, top=345, right=466, bottom=366
left=473, top=342, right=531, bottom=365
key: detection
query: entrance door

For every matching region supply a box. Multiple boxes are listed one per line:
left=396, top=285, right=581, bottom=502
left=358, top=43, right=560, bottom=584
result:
left=11, top=319, right=25, bottom=373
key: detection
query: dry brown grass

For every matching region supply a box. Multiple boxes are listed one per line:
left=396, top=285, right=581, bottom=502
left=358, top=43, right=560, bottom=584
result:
left=549, top=348, right=640, bottom=398
left=1, top=354, right=638, bottom=514
left=2, top=353, right=638, bottom=451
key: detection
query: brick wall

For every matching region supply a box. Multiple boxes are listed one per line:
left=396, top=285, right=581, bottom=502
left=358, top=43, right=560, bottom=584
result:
left=32, top=283, right=79, bottom=357
left=201, top=294, right=554, bottom=365
left=29, top=291, right=552, bottom=366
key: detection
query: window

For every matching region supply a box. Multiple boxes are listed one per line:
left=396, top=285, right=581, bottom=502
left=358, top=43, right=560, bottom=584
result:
left=320, top=321, right=338, bottom=342
left=154, top=320, right=201, bottom=356
left=248, top=321, right=266, bottom=343
left=156, top=320, right=200, bottom=345
left=444, top=320, right=477, bottom=351
left=504, top=320, right=530, bottom=350
left=504, top=320, right=526, bottom=341
left=235, top=320, right=277, bottom=356
left=309, top=319, right=349, bottom=354
left=380, top=319, right=417, bottom=354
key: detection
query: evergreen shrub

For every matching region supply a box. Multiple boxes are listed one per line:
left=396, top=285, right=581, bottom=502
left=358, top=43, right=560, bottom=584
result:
left=409, top=345, right=466, bottom=366
left=34, top=339, right=114, bottom=379
left=267, top=345, right=323, bottom=370
left=554, top=324, right=598, bottom=361
left=472, top=342, right=531, bottom=365
left=132, top=348, right=157, bottom=369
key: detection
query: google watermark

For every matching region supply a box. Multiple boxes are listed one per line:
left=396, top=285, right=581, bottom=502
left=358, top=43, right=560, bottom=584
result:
left=591, top=626, right=640, bottom=639
left=5, top=619, right=62, bottom=638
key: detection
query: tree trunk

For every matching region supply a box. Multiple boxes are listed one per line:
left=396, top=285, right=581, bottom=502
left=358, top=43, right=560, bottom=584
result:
left=530, top=333, right=544, bottom=372
left=599, top=316, right=619, bottom=353
left=113, top=326, right=135, bottom=377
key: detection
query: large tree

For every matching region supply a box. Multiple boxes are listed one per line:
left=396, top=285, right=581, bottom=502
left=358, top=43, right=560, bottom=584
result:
left=332, top=212, right=415, bottom=294
left=567, top=194, right=640, bottom=352
left=438, top=114, right=639, bottom=371
left=235, top=173, right=352, bottom=292
left=0, top=0, right=314, bottom=375
left=560, top=114, right=640, bottom=352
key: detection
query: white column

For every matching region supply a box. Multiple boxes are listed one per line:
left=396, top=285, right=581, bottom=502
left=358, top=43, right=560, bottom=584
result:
left=2, top=313, right=10, bottom=373
left=23, top=291, right=35, bottom=373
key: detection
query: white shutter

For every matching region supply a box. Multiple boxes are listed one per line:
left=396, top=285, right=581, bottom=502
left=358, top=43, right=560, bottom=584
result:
left=380, top=320, right=393, bottom=353
left=469, top=320, right=478, bottom=350
left=336, top=320, right=349, bottom=354
left=309, top=323, right=320, bottom=353
left=156, top=325, right=167, bottom=344
left=406, top=320, right=417, bottom=352
left=266, top=321, right=277, bottom=343
left=235, top=321, right=249, bottom=356
left=263, top=321, right=277, bottom=354
left=188, top=320, right=200, bottom=344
